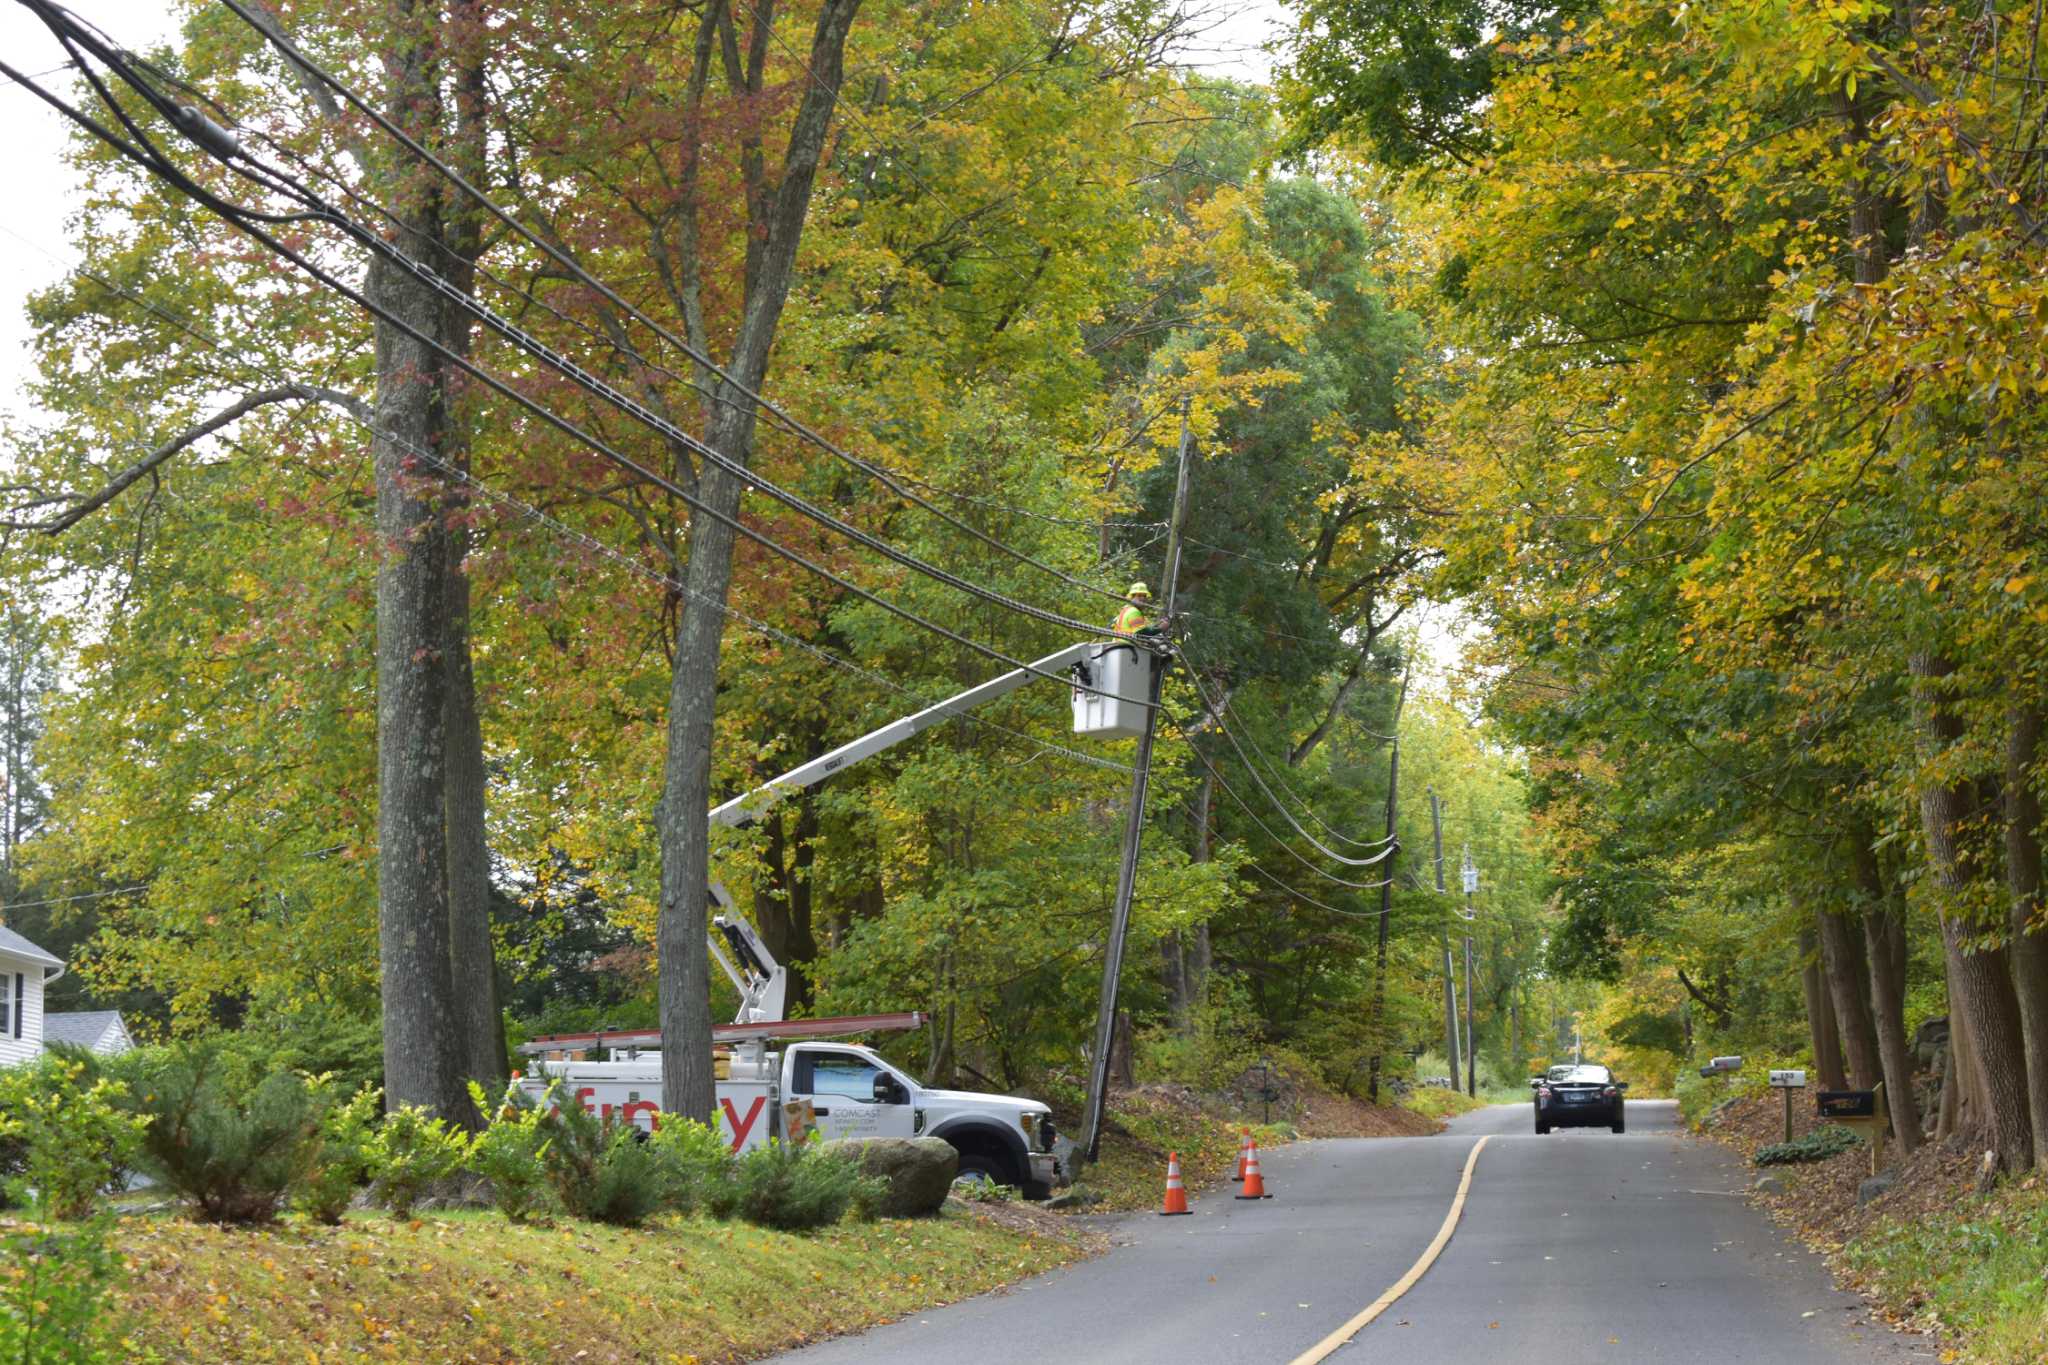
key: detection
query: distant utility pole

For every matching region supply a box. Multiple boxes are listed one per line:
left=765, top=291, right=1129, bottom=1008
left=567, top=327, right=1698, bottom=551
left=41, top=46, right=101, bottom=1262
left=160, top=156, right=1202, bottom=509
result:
left=1365, top=740, right=1399, bottom=1105
left=1430, top=791, right=1461, bottom=1084
left=1462, top=845, right=1478, bottom=1098
left=1080, top=408, right=1193, bottom=1162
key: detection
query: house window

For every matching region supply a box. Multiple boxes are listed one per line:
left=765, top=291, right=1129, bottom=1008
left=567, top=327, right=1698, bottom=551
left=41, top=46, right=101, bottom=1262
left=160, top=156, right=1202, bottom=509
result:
left=0, top=972, right=9, bottom=1036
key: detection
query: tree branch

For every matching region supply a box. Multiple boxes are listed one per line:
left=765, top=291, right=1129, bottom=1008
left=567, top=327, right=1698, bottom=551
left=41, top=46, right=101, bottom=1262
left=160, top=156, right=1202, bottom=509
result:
left=19, top=384, right=367, bottom=533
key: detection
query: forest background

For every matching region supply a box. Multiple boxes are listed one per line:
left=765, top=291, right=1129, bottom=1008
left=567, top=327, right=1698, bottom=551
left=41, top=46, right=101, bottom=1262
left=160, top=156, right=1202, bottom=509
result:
left=1, top=0, right=2037, bottom=1161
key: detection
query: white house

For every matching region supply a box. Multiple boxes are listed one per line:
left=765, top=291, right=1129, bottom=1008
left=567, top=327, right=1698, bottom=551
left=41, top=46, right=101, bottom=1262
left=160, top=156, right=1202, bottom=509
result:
left=0, top=925, right=132, bottom=1064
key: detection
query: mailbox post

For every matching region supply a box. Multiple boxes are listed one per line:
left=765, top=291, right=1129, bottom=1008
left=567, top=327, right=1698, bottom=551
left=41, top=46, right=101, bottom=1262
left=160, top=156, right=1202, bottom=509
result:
left=1768, top=1069, right=1807, bottom=1142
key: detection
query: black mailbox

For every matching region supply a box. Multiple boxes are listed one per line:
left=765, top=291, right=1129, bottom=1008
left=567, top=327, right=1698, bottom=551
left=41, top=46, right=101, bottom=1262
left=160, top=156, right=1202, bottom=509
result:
left=1816, top=1089, right=1877, bottom=1119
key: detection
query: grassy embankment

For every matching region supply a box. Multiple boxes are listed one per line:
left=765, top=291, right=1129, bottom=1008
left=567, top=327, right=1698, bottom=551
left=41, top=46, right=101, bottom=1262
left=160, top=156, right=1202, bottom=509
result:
left=49, top=1201, right=1095, bottom=1364
left=1688, top=1085, right=2048, bottom=1364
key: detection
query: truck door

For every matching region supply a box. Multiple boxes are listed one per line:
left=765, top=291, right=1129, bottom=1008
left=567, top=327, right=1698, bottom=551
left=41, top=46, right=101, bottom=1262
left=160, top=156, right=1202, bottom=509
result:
left=788, top=1046, right=916, bottom=1143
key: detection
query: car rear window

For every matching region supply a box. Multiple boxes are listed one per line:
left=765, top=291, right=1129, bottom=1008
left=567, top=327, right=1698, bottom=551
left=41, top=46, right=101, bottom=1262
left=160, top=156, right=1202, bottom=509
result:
left=1561, top=1066, right=1612, bottom=1084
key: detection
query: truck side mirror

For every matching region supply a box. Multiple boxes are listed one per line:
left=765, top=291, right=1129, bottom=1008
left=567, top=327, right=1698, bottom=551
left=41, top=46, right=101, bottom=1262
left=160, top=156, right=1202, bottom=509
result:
left=872, top=1075, right=906, bottom=1105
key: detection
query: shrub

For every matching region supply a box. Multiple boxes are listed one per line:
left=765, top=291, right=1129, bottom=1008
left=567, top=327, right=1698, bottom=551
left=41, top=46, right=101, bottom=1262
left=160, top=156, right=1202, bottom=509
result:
left=0, top=1057, right=148, bottom=1220
left=366, top=1105, right=470, bottom=1218
left=0, top=1217, right=130, bottom=1363
left=123, top=1041, right=323, bottom=1224
left=644, top=1114, right=730, bottom=1216
left=292, top=1078, right=382, bottom=1225
left=535, top=1089, right=671, bottom=1228
left=463, top=1081, right=551, bottom=1222
left=709, top=1139, right=883, bottom=1232
left=1755, top=1124, right=1862, bottom=1166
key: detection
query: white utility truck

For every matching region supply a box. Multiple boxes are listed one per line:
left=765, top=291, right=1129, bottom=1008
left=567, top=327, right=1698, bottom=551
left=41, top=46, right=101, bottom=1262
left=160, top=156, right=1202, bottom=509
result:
left=516, top=642, right=1160, bottom=1195
left=517, top=920, right=1063, bottom=1194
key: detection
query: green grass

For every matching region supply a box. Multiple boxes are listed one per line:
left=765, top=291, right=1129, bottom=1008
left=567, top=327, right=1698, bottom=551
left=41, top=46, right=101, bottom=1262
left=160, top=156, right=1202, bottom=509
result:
left=86, top=1203, right=1092, bottom=1363
left=1840, top=1179, right=2048, bottom=1363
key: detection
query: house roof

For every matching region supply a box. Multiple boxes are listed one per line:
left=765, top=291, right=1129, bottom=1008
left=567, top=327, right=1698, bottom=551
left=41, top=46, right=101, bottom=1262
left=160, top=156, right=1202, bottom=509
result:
left=0, top=924, right=63, bottom=970
left=42, top=1011, right=128, bottom=1048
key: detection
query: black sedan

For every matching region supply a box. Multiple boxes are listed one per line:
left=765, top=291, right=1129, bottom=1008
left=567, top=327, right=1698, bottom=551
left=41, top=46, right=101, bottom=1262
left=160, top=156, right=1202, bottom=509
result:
left=1531, top=1064, right=1627, bottom=1134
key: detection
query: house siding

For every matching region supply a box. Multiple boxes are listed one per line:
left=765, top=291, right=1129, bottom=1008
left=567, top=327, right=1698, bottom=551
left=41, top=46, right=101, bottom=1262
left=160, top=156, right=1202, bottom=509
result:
left=0, top=953, right=44, bottom=1065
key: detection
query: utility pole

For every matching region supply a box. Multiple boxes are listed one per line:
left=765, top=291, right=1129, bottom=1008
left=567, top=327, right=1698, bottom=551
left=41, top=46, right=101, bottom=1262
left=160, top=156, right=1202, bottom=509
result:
left=1080, top=408, right=1193, bottom=1161
left=1430, top=791, right=1460, bottom=1084
left=1462, top=845, right=1478, bottom=1098
left=1365, top=740, right=1399, bottom=1104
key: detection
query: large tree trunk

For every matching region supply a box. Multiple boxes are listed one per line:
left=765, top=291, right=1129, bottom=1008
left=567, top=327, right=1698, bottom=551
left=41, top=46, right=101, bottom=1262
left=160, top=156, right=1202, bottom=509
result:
left=445, top=551, right=505, bottom=1100
left=369, top=246, right=464, bottom=1119
left=1916, top=652, right=2034, bottom=1171
left=1857, top=876, right=1920, bottom=1152
left=657, top=0, right=864, bottom=1120
left=2004, top=704, right=2048, bottom=1167
left=1816, top=906, right=1883, bottom=1091
left=1800, top=926, right=1848, bottom=1091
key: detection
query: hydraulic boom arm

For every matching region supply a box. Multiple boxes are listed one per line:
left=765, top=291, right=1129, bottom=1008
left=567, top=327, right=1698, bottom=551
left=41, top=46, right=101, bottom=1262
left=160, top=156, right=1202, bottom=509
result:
left=704, top=641, right=1098, bottom=1023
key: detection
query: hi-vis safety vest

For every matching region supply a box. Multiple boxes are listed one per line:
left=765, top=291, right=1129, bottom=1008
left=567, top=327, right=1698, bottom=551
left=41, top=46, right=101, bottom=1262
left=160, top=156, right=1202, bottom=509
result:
left=1113, top=603, right=1150, bottom=635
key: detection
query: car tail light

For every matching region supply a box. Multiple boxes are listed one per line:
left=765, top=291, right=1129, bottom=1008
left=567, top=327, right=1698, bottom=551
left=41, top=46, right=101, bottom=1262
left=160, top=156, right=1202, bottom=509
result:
left=1537, top=1087, right=1551, bottom=1100
left=1603, top=1086, right=1618, bottom=1098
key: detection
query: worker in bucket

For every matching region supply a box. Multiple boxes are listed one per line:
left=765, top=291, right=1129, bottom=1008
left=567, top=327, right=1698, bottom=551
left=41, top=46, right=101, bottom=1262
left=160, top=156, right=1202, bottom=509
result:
left=1113, top=582, right=1156, bottom=636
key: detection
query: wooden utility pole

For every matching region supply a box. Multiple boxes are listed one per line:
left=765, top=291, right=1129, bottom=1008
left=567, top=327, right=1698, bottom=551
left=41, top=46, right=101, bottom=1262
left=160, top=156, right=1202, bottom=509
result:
left=1365, top=741, right=1400, bottom=1104
left=1080, top=410, right=1193, bottom=1161
left=1430, top=790, right=1460, bottom=1083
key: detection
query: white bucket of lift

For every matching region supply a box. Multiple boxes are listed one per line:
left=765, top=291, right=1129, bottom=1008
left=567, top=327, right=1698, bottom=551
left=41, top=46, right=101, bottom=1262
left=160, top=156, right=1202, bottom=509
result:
left=1071, top=640, right=1156, bottom=740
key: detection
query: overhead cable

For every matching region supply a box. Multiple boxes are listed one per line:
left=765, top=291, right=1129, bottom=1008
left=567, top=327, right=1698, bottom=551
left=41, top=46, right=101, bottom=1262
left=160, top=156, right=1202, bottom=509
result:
left=210, top=0, right=1145, bottom=616
left=0, top=45, right=1161, bottom=710
left=0, top=219, right=1136, bottom=781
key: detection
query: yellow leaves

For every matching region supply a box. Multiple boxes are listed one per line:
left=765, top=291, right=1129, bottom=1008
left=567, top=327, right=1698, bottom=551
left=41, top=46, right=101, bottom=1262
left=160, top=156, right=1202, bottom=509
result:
left=2005, top=576, right=2031, bottom=596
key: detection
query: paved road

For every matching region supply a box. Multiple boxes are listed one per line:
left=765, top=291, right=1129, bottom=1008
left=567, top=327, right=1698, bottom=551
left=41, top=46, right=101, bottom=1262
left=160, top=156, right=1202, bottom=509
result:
left=774, top=1101, right=1931, bottom=1364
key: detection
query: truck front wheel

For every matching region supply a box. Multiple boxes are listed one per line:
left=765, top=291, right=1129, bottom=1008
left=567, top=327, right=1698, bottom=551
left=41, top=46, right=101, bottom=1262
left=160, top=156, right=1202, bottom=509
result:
left=954, top=1150, right=1018, bottom=1188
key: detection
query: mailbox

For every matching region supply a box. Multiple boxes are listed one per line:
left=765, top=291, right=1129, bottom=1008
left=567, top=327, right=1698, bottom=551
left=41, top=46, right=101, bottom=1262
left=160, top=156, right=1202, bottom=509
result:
left=1768, top=1069, right=1807, bottom=1089
left=1071, top=641, right=1158, bottom=739
left=1705, top=1055, right=1744, bottom=1073
left=1817, top=1090, right=1877, bottom=1119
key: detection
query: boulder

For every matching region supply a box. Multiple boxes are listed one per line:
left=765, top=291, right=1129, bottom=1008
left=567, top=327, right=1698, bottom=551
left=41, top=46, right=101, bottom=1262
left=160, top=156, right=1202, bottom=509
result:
left=1912, top=1016, right=1950, bottom=1072
left=823, top=1137, right=958, bottom=1217
left=1856, top=1170, right=1898, bottom=1206
left=1044, top=1188, right=1102, bottom=1211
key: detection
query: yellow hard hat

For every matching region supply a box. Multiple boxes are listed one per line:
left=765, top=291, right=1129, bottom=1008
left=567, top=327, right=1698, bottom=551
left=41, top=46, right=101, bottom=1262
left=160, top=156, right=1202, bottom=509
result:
left=1128, top=582, right=1152, bottom=598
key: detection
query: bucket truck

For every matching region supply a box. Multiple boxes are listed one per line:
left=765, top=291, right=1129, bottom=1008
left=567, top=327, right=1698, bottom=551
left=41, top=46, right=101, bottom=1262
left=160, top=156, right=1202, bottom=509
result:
left=517, top=639, right=1163, bottom=1195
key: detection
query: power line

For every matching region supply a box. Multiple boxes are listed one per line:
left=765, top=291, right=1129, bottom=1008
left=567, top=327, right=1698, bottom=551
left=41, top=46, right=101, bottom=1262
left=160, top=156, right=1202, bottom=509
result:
left=1176, top=628, right=1394, bottom=850
left=0, top=218, right=1136, bottom=783
left=1172, top=631, right=1395, bottom=867
left=0, top=884, right=148, bottom=911
left=24, top=3, right=1111, bottom=646
left=209, top=0, right=1145, bottom=618
left=1172, top=711, right=1395, bottom=891
left=0, top=39, right=1162, bottom=712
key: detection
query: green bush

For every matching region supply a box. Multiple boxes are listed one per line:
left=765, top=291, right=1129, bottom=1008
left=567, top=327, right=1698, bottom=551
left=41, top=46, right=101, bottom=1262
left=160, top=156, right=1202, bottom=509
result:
left=709, top=1140, right=883, bottom=1232
left=366, top=1105, right=470, bottom=1219
left=464, top=1081, right=551, bottom=1222
left=1755, top=1124, right=1862, bottom=1166
left=292, top=1078, right=382, bottom=1224
left=0, top=1056, right=148, bottom=1220
left=122, top=1041, right=324, bottom=1224
left=0, top=1217, right=131, bottom=1363
left=645, top=1114, right=731, bottom=1217
left=535, top=1089, right=672, bottom=1228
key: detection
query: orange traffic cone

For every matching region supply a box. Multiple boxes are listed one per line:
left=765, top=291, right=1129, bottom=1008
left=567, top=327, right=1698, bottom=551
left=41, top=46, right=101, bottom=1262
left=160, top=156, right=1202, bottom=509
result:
left=1233, top=1129, right=1252, bottom=1182
left=1236, top=1143, right=1272, bottom=1200
left=1159, top=1151, right=1192, bottom=1216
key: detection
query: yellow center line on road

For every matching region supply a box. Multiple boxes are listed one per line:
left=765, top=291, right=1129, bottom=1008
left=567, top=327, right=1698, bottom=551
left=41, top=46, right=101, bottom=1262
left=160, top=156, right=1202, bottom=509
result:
left=1289, top=1134, right=1493, bottom=1365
